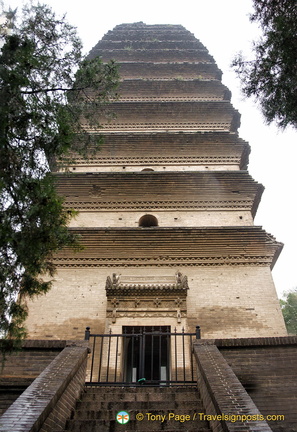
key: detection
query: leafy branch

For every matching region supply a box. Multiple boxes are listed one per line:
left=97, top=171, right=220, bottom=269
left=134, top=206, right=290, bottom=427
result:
left=0, top=2, right=119, bottom=352
left=232, top=0, right=297, bottom=129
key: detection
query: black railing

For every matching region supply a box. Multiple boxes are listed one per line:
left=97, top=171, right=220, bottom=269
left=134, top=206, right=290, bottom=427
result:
left=84, top=326, right=200, bottom=386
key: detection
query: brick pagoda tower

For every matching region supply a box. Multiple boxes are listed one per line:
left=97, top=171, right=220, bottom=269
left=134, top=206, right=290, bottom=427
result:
left=25, top=23, right=286, bottom=342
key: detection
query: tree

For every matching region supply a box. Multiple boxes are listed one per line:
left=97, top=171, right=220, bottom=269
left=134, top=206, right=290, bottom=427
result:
left=280, top=288, right=297, bottom=334
left=232, top=0, right=297, bottom=129
left=0, top=2, right=118, bottom=351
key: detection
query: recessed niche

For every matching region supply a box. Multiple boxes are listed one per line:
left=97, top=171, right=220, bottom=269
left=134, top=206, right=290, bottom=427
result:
left=139, top=214, right=158, bottom=227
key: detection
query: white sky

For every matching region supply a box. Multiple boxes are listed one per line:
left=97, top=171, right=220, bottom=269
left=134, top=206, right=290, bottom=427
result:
left=8, top=0, right=297, bottom=297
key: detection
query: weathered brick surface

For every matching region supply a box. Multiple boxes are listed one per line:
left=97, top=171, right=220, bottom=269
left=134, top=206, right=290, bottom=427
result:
left=0, top=341, right=89, bottom=432
left=193, top=340, right=273, bottom=432
left=67, top=132, right=249, bottom=172
left=55, top=171, right=262, bottom=214
left=218, top=337, right=297, bottom=432
left=25, top=265, right=286, bottom=341
left=64, top=386, right=211, bottom=432
left=39, top=355, right=87, bottom=432
left=98, top=40, right=205, bottom=50
left=0, top=341, right=64, bottom=377
left=91, top=101, right=240, bottom=133
left=0, top=341, right=65, bottom=416
left=92, top=47, right=214, bottom=63
left=118, top=61, right=222, bottom=80
left=25, top=23, right=285, bottom=350
left=117, top=79, right=231, bottom=101
left=100, top=24, right=197, bottom=42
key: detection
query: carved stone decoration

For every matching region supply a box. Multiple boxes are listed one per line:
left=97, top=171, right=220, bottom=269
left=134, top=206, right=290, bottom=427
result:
left=106, top=311, right=187, bottom=319
left=112, top=273, right=120, bottom=286
left=154, top=298, right=161, bottom=307
left=105, top=273, right=188, bottom=323
left=175, top=297, right=183, bottom=307
left=110, top=298, right=119, bottom=323
left=176, top=272, right=189, bottom=289
left=111, top=298, right=119, bottom=308
left=56, top=256, right=274, bottom=268
left=106, top=274, right=121, bottom=291
left=72, top=155, right=240, bottom=165
left=105, top=272, right=189, bottom=297
left=134, top=298, right=140, bottom=308
left=62, top=199, right=252, bottom=211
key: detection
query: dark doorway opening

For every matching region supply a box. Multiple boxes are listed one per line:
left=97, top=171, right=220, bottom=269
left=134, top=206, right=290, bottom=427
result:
left=123, top=326, right=170, bottom=384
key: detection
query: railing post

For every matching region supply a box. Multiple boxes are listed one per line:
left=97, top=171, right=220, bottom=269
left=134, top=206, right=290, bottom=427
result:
left=85, top=326, right=90, bottom=340
left=196, top=325, right=201, bottom=339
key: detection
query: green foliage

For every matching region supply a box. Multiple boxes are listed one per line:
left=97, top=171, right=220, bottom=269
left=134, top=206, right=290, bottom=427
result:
left=0, top=2, right=118, bottom=351
left=232, top=0, right=297, bottom=129
left=280, top=288, right=297, bottom=334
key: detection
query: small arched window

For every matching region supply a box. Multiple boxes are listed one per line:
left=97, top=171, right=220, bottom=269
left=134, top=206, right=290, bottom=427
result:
left=139, top=214, right=158, bottom=227
left=141, top=168, right=154, bottom=172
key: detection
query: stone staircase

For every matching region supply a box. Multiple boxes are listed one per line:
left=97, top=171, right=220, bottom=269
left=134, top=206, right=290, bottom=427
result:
left=63, top=386, right=212, bottom=431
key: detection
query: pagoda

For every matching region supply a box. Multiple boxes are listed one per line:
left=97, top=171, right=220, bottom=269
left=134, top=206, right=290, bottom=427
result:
left=25, top=23, right=286, bottom=342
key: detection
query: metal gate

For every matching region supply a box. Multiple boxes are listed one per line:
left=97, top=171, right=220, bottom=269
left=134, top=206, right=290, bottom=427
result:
left=84, top=326, right=200, bottom=386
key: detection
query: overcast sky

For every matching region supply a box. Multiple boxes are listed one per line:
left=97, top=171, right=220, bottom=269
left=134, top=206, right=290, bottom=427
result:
left=7, top=0, right=297, bottom=297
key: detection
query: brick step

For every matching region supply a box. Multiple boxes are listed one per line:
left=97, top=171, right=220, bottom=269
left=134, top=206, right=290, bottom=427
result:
left=81, top=394, right=200, bottom=403
left=62, top=386, right=211, bottom=432
left=75, top=400, right=204, bottom=412
left=82, top=387, right=200, bottom=402
left=65, top=419, right=211, bottom=431
left=73, top=408, right=204, bottom=421
left=80, top=393, right=201, bottom=402
left=84, top=385, right=198, bottom=393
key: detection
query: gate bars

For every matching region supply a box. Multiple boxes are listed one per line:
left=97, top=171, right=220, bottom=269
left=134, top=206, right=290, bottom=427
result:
left=84, top=326, right=201, bottom=386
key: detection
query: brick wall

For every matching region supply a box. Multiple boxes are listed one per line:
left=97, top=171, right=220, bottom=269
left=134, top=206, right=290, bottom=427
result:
left=193, top=340, right=273, bottom=432
left=69, top=210, right=253, bottom=228
left=0, top=341, right=89, bottom=432
left=0, top=340, right=64, bottom=416
left=25, top=265, right=286, bottom=340
left=217, top=337, right=297, bottom=432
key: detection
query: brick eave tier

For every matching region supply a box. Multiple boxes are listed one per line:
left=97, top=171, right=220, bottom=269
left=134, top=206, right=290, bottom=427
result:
left=116, top=62, right=222, bottom=80
left=100, top=24, right=198, bottom=42
left=86, top=101, right=240, bottom=133
left=55, top=171, right=263, bottom=216
left=54, top=226, right=283, bottom=270
left=85, top=80, right=231, bottom=102
left=64, top=132, right=250, bottom=170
